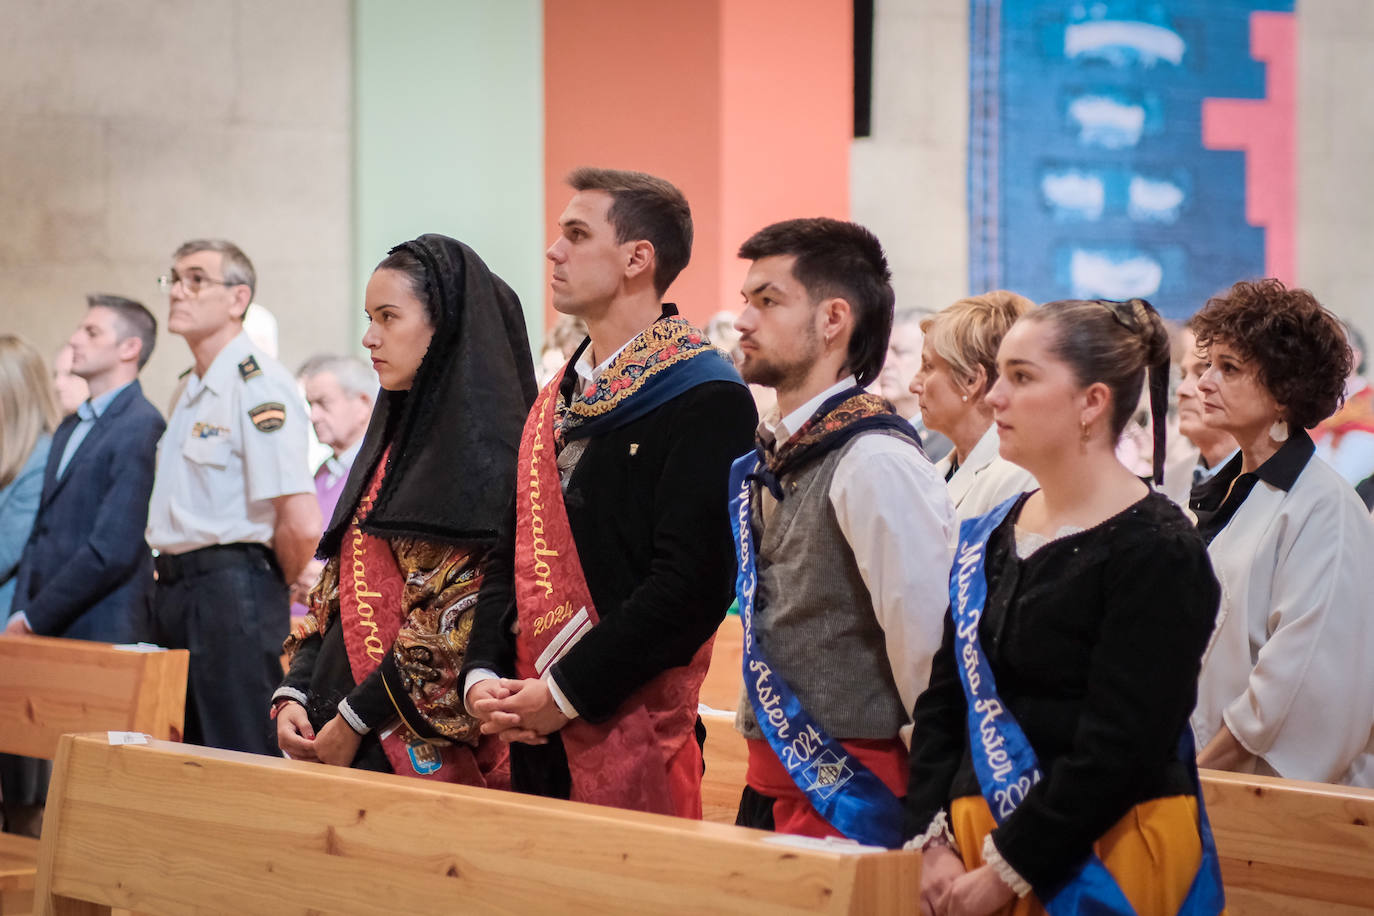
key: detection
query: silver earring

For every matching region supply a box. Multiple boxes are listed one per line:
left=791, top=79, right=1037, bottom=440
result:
left=961, top=395, right=968, bottom=402
left=1270, top=419, right=1289, bottom=443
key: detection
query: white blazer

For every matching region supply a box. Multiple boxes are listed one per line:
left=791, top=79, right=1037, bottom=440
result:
left=935, top=425, right=1038, bottom=524
left=1193, top=452, right=1374, bottom=786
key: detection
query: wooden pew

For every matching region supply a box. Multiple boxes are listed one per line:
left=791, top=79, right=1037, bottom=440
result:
left=697, top=620, right=1374, bottom=910
left=35, top=734, right=918, bottom=915
left=1202, top=768, right=1374, bottom=913
left=0, top=636, right=187, bottom=916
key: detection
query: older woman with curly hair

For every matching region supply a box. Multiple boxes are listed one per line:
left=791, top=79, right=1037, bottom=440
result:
left=1189, top=278, right=1374, bottom=786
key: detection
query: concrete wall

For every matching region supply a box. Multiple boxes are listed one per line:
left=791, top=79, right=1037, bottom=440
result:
left=0, top=0, right=353, bottom=411
left=854, top=0, right=1374, bottom=335
left=1296, top=0, right=1374, bottom=332
left=851, top=0, right=969, bottom=315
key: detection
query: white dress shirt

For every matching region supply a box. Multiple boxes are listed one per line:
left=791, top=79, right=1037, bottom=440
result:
left=764, top=377, right=956, bottom=741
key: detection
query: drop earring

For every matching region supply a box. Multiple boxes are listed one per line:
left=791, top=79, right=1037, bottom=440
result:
left=1270, top=419, right=1289, bottom=443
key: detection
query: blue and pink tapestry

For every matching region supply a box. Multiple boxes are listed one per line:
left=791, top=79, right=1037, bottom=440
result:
left=968, top=0, right=1295, bottom=318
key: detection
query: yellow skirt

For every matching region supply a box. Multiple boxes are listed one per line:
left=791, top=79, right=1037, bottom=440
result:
left=949, top=794, right=1224, bottom=916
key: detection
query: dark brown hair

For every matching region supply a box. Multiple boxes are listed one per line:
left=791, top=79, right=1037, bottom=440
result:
left=567, top=167, right=693, bottom=296
left=1190, top=278, right=1350, bottom=429
left=1026, top=297, right=1172, bottom=482
left=86, top=294, right=157, bottom=369
left=737, top=217, right=895, bottom=388
left=373, top=248, right=438, bottom=326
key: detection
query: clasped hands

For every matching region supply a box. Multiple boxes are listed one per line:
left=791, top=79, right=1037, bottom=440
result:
left=919, top=845, right=1017, bottom=916
left=466, top=677, right=570, bottom=745
left=275, top=703, right=362, bottom=767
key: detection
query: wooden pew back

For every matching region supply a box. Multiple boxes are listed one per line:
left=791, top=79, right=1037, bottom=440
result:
left=1202, top=768, right=1374, bottom=913
left=35, top=735, right=917, bottom=916
left=0, top=635, right=187, bottom=760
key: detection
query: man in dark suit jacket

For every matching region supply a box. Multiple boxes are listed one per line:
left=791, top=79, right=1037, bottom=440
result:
left=6, top=295, right=165, bottom=642
left=462, top=169, right=756, bottom=816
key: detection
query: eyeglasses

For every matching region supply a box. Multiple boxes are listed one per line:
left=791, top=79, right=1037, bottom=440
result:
left=157, top=272, right=236, bottom=295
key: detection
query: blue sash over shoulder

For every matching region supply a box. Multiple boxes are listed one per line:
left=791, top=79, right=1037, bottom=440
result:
left=728, top=453, right=905, bottom=848
left=951, top=497, right=1224, bottom=914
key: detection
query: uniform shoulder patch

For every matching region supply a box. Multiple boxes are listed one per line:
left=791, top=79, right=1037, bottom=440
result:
left=248, top=401, right=286, bottom=432
left=238, top=355, right=263, bottom=381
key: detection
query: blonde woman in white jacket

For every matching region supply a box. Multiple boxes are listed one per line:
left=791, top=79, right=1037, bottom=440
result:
left=909, top=290, right=1038, bottom=523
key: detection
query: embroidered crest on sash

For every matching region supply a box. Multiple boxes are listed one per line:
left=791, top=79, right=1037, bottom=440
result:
left=238, top=355, right=263, bottom=381
left=248, top=401, right=286, bottom=432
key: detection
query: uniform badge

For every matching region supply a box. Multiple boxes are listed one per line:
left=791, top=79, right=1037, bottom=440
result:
left=238, top=355, right=263, bottom=381
left=407, top=738, right=442, bottom=775
left=248, top=401, right=286, bottom=432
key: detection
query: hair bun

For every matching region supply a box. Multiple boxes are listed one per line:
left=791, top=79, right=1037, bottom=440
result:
left=1127, top=298, right=1171, bottom=368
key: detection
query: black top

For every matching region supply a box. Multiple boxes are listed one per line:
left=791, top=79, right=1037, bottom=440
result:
left=462, top=378, right=757, bottom=790
left=1190, top=428, right=1315, bottom=544
left=280, top=617, right=393, bottom=771
left=903, top=490, right=1219, bottom=892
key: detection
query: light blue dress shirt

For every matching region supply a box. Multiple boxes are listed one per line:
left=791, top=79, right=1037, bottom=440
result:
left=56, top=382, right=130, bottom=479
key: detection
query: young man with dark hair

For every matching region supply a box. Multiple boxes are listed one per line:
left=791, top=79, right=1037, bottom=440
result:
left=728, top=217, right=953, bottom=846
left=463, top=168, right=756, bottom=816
left=145, top=239, right=321, bottom=755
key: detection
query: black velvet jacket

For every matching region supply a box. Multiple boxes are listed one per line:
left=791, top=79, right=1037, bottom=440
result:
left=903, top=490, right=1219, bottom=892
left=462, top=377, right=757, bottom=794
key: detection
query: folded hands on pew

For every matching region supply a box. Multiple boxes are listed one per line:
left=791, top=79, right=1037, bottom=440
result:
left=468, top=677, right=569, bottom=745
left=276, top=702, right=362, bottom=766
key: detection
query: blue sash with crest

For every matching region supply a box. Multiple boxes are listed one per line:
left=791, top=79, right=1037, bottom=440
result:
left=951, top=497, right=1224, bottom=914
left=728, top=453, right=905, bottom=848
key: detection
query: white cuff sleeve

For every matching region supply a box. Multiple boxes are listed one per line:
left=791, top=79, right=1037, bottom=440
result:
left=462, top=669, right=501, bottom=715
left=546, top=671, right=580, bottom=720
left=7, top=610, right=30, bottom=630
left=337, top=698, right=370, bottom=736
left=271, top=686, right=309, bottom=708
left=982, top=834, right=1032, bottom=898
left=903, top=808, right=959, bottom=854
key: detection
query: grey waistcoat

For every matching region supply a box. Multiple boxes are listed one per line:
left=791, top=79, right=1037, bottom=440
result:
left=735, top=431, right=909, bottom=742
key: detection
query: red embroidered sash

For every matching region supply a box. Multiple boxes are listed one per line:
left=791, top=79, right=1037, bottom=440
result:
left=339, top=448, right=496, bottom=784
left=513, top=367, right=711, bottom=816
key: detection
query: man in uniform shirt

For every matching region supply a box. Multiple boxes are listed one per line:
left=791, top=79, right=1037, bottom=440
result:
left=729, top=218, right=953, bottom=846
left=146, top=239, right=321, bottom=755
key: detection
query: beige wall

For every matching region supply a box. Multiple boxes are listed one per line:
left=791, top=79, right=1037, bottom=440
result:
left=852, top=0, right=969, bottom=315
left=855, top=0, right=1374, bottom=336
left=0, top=0, right=353, bottom=411
left=1297, top=0, right=1374, bottom=336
